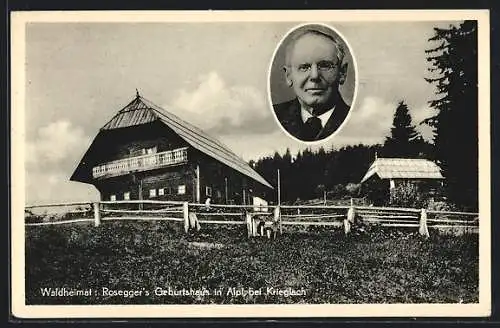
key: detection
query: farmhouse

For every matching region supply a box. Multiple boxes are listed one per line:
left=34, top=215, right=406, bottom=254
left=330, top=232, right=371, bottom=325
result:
left=360, top=157, right=444, bottom=205
left=70, top=92, right=273, bottom=204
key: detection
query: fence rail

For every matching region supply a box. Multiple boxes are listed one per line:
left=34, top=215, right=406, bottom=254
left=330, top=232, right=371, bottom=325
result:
left=25, top=218, right=94, bottom=226
left=24, top=200, right=479, bottom=237
left=25, top=201, right=93, bottom=209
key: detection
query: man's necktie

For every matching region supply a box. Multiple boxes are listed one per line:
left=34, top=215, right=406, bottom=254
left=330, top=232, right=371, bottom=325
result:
left=302, top=116, right=322, bottom=141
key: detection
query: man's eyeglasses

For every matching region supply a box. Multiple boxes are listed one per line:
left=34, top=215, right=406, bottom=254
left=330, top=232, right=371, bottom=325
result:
left=295, top=61, right=338, bottom=73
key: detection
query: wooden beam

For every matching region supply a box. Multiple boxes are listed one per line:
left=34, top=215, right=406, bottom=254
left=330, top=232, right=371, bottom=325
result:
left=196, top=164, right=200, bottom=203
left=225, top=177, right=228, bottom=204
left=138, top=178, right=143, bottom=210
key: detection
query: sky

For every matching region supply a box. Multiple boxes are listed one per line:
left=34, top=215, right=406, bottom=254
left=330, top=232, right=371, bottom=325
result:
left=22, top=20, right=460, bottom=205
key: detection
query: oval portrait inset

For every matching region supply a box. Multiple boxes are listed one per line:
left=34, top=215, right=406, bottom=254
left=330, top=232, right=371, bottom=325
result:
left=268, top=23, right=357, bottom=143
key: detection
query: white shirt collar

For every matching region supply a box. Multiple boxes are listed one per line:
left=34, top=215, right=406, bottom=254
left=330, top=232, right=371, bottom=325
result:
left=300, top=106, right=335, bottom=128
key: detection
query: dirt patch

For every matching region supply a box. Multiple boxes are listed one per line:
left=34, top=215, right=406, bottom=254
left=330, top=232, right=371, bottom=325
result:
left=188, top=241, right=225, bottom=249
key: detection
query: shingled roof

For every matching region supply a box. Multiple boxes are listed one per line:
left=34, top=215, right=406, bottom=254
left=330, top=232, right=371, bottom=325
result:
left=360, top=158, right=444, bottom=183
left=71, top=94, right=273, bottom=189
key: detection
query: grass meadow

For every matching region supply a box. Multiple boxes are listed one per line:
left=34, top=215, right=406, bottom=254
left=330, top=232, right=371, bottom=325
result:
left=25, top=221, right=479, bottom=304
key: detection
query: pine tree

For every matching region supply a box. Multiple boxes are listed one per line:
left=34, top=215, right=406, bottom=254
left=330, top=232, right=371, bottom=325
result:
left=424, top=20, right=478, bottom=210
left=383, top=101, right=420, bottom=157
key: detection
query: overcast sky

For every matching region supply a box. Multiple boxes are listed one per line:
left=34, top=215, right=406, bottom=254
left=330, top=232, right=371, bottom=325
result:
left=23, top=20, right=460, bottom=204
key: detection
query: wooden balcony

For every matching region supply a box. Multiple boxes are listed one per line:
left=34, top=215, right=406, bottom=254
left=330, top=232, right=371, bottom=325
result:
left=92, top=147, right=188, bottom=179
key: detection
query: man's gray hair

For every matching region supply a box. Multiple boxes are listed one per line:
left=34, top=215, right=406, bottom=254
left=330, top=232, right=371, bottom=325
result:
left=284, top=28, right=346, bottom=66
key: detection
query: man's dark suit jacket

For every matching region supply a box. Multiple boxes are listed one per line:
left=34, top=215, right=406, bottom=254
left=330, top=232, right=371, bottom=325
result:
left=273, top=97, right=350, bottom=142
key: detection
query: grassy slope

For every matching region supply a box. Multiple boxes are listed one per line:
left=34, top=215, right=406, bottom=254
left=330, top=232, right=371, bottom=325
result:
left=25, top=221, right=478, bottom=304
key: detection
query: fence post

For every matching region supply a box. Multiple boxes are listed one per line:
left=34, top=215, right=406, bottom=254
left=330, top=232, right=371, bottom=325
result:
left=252, top=216, right=258, bottom=237
left=246, top=212, right=252, bottom=238
left=344, top=205, right=355, bottom=235
left=419, top=208, right=430, bottom=238
left=274, top=205, right=281, bottom=236
left=93, top=202, right=101, bottom=227
left=183, top=202, right=189, bottom=233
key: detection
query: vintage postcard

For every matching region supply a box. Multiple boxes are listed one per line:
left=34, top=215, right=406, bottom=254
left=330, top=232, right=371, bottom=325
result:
left=11, top=10, right=491, bottom=318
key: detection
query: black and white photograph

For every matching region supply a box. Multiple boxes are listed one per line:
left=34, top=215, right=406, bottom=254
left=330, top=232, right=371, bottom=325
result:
left=11, top=10, right=490, bottom=318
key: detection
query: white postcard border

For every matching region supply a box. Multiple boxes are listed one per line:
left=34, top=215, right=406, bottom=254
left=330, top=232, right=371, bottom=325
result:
left=11, top=9, right=491, bottom=318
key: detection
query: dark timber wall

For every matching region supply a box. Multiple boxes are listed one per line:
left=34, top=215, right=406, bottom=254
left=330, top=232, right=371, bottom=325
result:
left=193, top=151, right=270, bottom=205
left=94, top=122, right=188, bottom=164
left=95, top=164, right=195, bottom=202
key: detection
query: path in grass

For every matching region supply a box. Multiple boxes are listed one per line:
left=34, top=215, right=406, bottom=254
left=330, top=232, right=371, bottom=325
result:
left=25, top=221, right=478, bottom=304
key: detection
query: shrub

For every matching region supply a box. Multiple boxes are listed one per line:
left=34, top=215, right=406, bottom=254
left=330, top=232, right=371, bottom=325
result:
left=426, top=199, right=459, bottom=212
left=345, top=183, right=361, bottom=197
left=360, top=178, right=389, bottom=206
left=327, top=184, right=346, bottom=199
left=390, top=182, right=428, bottom=208
left=25, top=211, right=44, bottom=224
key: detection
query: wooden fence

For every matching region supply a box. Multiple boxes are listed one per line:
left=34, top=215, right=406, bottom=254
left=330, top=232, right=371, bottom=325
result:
left=24, top=200, right=480, bottom=238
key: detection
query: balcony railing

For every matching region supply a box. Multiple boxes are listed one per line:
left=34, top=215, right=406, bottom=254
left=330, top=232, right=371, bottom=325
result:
left=92, top=147, right=188, bottom=179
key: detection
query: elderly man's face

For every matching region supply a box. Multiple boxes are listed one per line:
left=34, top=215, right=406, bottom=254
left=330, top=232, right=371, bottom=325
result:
left=284, top=33, right=347, bottom=112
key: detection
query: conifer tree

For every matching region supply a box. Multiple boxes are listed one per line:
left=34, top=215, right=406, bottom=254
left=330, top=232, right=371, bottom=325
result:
left=425, top=20, right=478, bottom=210
left=383, top=101, right=420, bottom=157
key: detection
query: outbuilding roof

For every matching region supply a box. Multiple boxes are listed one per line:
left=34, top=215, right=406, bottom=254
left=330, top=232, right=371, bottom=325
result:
left=71, top=94, right=273, bottom=189
left=360, top=158, right=444, bottom=183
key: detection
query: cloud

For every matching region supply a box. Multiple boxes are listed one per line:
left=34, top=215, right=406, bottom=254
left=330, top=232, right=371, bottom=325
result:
left=410, top=105, right=438, bottom=142
left=333, top=96, right=396, bottom=146
left=26, top=120, right=91, bottom=167
left=219, top=130, right=303, bottom=162
left=331, top=96, right=438, bottom=147
left=171, top=71, right=274, bottom=135
left=207, top=95, right=422, bottom=162
left=24, top=120, right=97, bottom=205
left=25, top=170, right=99, bottom=205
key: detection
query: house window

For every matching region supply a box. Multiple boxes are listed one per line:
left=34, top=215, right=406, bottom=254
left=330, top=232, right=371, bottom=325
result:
left=124, top=192, right=130, bottom=200
left=131, top=146, right=157, bottom=157
left=110, top=194, right=116, bottom=201
left=149, top=189, right=157, bottom=198
left=178, top=185, right=186, bottom=195
left=130, top=148, right=143, bottom=157
left=145, top=146, right=157, bottom=155
left=205, top=186, right=212, bottom=197
left=158, top=188, right=165, bottom=196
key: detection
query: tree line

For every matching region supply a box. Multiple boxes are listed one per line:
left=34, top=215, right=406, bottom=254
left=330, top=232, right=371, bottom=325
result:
left=251, top=144, right=381, bottom=203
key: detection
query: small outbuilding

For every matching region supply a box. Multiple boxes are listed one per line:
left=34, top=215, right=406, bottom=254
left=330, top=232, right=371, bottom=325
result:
left=360, top=157, right=444, bottom=206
